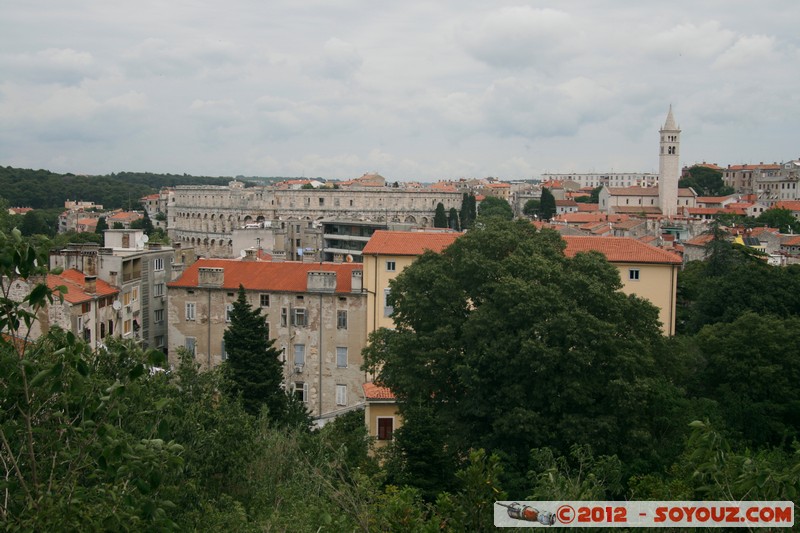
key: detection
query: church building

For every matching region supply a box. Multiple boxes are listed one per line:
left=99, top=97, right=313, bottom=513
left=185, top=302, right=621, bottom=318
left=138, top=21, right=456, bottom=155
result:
left=599, top=106, right=696, bottom=216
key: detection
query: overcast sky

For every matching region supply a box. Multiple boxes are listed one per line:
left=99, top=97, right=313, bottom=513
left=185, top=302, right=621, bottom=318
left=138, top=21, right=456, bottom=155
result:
left=1, top=1, right=798, bottom=181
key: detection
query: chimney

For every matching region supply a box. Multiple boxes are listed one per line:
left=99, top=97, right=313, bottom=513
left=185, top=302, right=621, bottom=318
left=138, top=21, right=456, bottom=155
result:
left=198, top=267, right=224, bottom=287
left=243, top=248, right=257, bottom=261
left=351, top=270, right=363, bottom=292
left=84, top=275, right=97, bottom=294
left=307, top=271, right=336, bottom=293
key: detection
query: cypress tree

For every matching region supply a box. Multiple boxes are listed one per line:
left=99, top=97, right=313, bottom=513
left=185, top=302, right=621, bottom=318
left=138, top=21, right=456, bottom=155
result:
left=448, top=208, right=460, bottom=231
left=434, top=202, right=448, bottom=228
left=224, top=285, right=288, bottom=420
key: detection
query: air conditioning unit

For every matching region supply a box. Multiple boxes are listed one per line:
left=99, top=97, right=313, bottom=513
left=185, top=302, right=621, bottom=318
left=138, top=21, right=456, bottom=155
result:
left=125, top=305, right=132, bottom=313
left=294, top=364, right=304, bottom=374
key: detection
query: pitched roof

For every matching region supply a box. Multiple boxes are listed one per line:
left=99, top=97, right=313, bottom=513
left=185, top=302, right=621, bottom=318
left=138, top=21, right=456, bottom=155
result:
left=168, top=259, right=361, bottom=293
left=780, top=236, right=800, bottom=246
left=362, top=230, right=460, bottom=256
left=47, top=269, right=119, bottom=304
left=696, top=196, right=732, bottom=204
left=607, top=186, right=659, bottom=196
left=362, top=382, right=396, bottom=400
left=775, top=201, right=800, bottom=212
left=562, top=236, right=682, bottom=265
left=577, top=203, right=600, bottom=212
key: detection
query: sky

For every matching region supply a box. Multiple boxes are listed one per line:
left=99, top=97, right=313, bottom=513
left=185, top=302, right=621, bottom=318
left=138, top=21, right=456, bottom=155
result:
left=1, top=1, right=798, bottom=181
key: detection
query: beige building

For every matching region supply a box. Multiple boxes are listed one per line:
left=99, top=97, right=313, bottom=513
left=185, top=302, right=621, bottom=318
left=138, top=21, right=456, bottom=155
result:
left=361, top=230, right=460, bottom=333
left=167, top=258, right=367, bottom=420
left=362, top=383, right=400, bottom=449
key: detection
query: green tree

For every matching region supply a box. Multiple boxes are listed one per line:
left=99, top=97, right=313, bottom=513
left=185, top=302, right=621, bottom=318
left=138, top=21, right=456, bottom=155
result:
left=679, top=165, right=734, bottom=196
left=433, top=202, right=448, bottom=228
left=539, top=187, right=556, bottom=221
left=477, top=196, right=513, bottom=220
left=448, top=207, right=460, bottom=231
left=363, top=219, right=673, bottom=492
left=223, top=285, right=291, bottom=421
left=95, top=215, right=109, bottom=235
left=522, top=198, right=540, bottom=217
left=756, top=208, right=800, bottom=234
left=459, top=193, right=477, bottom=229
left=20, top=210, right=51, bottom=236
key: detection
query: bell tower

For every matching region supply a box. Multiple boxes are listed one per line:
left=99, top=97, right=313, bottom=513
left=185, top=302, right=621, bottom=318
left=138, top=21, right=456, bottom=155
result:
left=658, top=105, right=681, bottom=217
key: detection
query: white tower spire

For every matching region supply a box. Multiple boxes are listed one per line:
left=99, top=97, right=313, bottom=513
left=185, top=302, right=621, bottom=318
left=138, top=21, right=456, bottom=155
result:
left=658, top=105, right=681, bottom=217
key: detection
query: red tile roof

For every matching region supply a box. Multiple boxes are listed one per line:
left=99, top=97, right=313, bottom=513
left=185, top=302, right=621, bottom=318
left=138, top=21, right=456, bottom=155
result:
left=781, top=236, right=800, bottom=246
left=577, top=203, right=600, bottom=212
left=607, top=186, right=659, bottom=196
left=47, top=269, right=119, bottom=304
left=362, top=230, right=460, bottom=256
left=362, top=382, right=396, bottom=400
left=775, top=201, right=800, bottom=212
left=168, top=259, right=361, bottom=293
left=696, top=196, right=732, bottom=204
left=562, top=236, right=682, bottom=265
left=727, top=164, right=781, bottom=171
left=554, top=213, right=630, bottom=224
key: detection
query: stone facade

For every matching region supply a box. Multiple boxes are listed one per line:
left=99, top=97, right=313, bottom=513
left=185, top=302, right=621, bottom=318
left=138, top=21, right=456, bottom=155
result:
left=167, top=181, right=463, bottom=258
left=167, top=259, right=367, bottom=420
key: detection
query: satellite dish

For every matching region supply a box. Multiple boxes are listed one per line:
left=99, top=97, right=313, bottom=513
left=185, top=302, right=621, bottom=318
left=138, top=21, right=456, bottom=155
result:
left=345, top=254, right=354, bottom=263
left=142, top=234, right=149, bottom=243
left=112, top=300, right=122, bottom=311
left=240, top=249, right=247, bottom=257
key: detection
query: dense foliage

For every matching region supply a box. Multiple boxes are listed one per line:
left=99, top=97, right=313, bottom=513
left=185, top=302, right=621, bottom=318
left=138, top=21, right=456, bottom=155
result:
left=678, top=165, right=734, bottom=197
left=0, top=166, right=233, bottom=210
left=3, top=218, right=800, bottom=530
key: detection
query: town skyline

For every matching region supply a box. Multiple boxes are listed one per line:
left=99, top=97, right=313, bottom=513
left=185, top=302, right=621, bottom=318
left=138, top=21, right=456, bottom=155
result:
left=2, top=1, right=798, bottom=180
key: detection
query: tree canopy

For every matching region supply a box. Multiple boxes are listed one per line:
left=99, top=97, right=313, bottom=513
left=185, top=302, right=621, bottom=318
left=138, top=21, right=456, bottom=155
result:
left=476, top=196, right=513, bottom=220
left=433, top=202, right=448, bottom=228
left=539, top=187, right=556, bottom=220
left=223, top=285, right=292, bottom=422
left=364, top=219, right=674, bottom=490
left=678, top=165, right=734, bottom=197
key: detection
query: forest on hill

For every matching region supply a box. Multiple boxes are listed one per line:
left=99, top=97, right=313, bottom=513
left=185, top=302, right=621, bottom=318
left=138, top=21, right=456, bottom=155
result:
left=0, top=166, right=243, bottom=210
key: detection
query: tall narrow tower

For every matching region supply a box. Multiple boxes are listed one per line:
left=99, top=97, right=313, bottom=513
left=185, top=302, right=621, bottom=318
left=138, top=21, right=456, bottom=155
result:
left=658, top=105, right=681, bottom=217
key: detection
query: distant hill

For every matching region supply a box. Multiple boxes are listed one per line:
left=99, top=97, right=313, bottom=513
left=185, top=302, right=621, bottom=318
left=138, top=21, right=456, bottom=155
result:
left=0, top=167, right=237, bottom=210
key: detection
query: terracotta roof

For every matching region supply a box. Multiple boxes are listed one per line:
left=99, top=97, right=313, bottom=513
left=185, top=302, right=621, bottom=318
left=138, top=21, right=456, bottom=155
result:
left=775, top=201, right=800, bottom=212
left=141, top=194, right=160, bottom=200
left=168, top=259, right=361, bottom=293
left=781, top=236, right=800, bottom=246
left=553, top=213, right=630, bottom=224
left=577, top=203, right=600, bottom=212
left=47, top=269, right=119, bottom=304
left=727, top=164, right=782, bottom=171
left=607, top=186, right=659, bottom=196
left=363, top=230, right=460, bottom=256
left=693, top=162, right=723, bottom=170
left=611, top=206, right=662, bottom=215
left=362, top=382, right=396, bottom=400
left=696, top=196, right=732, bottom=204
left=486, top=182, right=511, bottom=188
left=556, top=200, right=578, bottom=207
left=108, top=211, right=143, bottom=222
left=685, top=234, right=716, bottom=246
left=562, top=236, right=682, bottom=265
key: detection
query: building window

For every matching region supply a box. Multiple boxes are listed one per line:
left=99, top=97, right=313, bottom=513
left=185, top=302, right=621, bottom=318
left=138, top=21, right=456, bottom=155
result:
left=123, top=291, right=132, bottom=306
left=336, top=346, right=347, bottom=368
left=185, top=302, right=196, bottom=321
left=81, top=302, right=91, bottom=314
left=155, top=335, right=164, bottom=348
left=337, top=310, right=347, bottom=330
left=383, top=288, right=393, bottom=317
left=154, top=283, right=165, bottom=297
left=292, top=308, right=307, bottom=327
left=154, top=309, right=164, bottom=323
left=386, top=260, right=396, bottom=272
left=293, top=382, right=308, bottom=403
left=336, top=384, right=347, bottom=406
left=185, top=337, right=196, bottom=356
left=377, top=417, right=394, bottom=440
left=629, top=269, right=640, bottom=281
left=294, top=344, right=305, bottom=366
left=226, top=304, right=234, bottom=322
left=123, top=319, right=132, bottom=336
left=154, top=258, right=164, bottom=271
left=132, top=287, right=138, bottom=302
left=260, top=294, right=270, bottom=307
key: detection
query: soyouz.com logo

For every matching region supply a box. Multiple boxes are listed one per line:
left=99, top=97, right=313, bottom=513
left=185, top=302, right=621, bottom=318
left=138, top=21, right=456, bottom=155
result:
left=494, top=501, right=794, bottom=528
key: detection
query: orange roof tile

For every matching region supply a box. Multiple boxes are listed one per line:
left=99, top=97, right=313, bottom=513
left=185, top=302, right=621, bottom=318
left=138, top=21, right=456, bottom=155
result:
left=607, top=186, right=659, bottom=196
left=775, top=201, right=800, bottom=212
left=562, top=236, right=682, bottom=265
left=685, top=234, right=716, bottom=246
left=47, top=269, right=119, bottom=304
left=696, top=196, right=732, bottom=204
left=168, top=259, right=361, bottom=293
left=363, top=230, right=460, bottom=256
left=554, top=213, right=630, bottom=224
left=781, top=236, right=800, bottom=246
left=577, top=203, right=600, bottom=212
left=362, top=382, right=396, bottom=400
